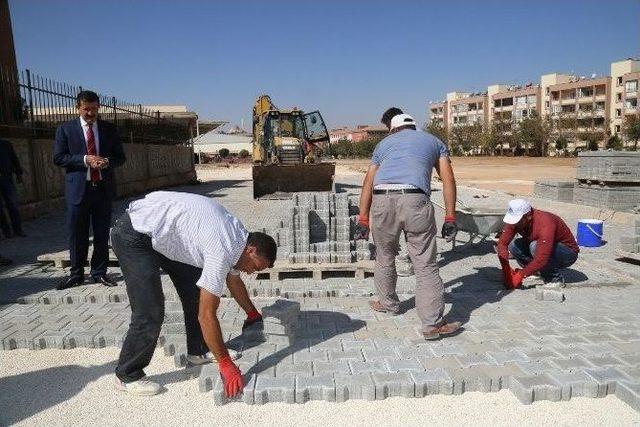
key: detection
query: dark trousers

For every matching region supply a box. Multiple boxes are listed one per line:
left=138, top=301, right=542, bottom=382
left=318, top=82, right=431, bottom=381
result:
left=508, top=237, right=578, bottom=282
left=0, top=177, right=22, bottom=235
left=67, top=183, right=112, bottom=279
left=111, top=212, right=207, bottom=383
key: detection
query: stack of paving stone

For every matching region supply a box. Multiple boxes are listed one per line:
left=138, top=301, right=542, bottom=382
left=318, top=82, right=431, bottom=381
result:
left=533, top=181, right=574, bottom=203
left=270, top=192, right=374, bottom=264
left=242, top=299, right=300, bottom=345
left=534, top=151, right=640, bottom=212
left=619, top=218, right=640, bottom=254
left=574, top=151, right=640, bottom=211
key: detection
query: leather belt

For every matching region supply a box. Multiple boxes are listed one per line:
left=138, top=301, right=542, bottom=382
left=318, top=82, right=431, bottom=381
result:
left=373, top=188, right=426, bottom=195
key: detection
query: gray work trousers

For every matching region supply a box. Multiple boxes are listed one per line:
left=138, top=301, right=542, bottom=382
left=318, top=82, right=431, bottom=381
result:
left=371, top=193, right=444, bottom=330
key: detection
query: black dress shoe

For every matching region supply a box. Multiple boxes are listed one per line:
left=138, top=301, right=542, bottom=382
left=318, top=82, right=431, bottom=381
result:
left=57, top=276, right=84, bottom=290
left=93, top=275, right=118, bottom=287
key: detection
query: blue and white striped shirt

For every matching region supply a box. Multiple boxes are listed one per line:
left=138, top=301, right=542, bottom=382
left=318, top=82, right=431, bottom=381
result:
left=127, top=191, right=248, bottom=296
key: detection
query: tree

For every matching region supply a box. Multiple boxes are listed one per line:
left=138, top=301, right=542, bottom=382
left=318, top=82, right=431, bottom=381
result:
left=425, top=120, right=448, bottom=146
left=623, top=115, right=640, bottom=151
left=515, top=113, right=551, bottom=157
left=606, top=134, right=623, bottom=150
left=218, top=148, right=230, bottom=158
left=238, top=149, right=249, bottom=158
left=555, top=137, right=569, bottom=156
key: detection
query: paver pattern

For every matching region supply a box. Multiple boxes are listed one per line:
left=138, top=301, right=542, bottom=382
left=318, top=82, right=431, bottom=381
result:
left=0, top=168, right=639, bottom=411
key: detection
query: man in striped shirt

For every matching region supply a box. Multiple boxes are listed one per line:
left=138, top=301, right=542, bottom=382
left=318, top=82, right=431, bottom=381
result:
left=110, top=191, right=277, bottom=397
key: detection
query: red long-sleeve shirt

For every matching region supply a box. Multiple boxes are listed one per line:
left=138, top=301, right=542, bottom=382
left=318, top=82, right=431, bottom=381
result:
left=497, top=209, right=579, bottom=278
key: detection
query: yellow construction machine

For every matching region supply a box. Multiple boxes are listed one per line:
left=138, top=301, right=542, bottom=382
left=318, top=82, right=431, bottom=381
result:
left=251, top=95, right=335, bottom=199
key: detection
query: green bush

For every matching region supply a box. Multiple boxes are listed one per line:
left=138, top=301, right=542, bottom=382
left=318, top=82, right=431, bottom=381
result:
left=218, top=148, right=230, bottom=158
left=238, top=149, right=249, bottom=158
left=606, top=135, right=623, bottom=150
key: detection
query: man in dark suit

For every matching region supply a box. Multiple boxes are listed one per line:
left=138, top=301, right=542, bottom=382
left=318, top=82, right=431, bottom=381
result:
left=54, top=90, right=126, bottom=290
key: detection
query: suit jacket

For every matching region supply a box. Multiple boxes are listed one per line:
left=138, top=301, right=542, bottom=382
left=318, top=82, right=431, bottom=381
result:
left=54, top=118, right=126, bottom=205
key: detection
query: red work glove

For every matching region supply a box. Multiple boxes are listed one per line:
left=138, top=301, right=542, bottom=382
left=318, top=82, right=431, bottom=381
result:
left=510, top=268, right=524, bottom=289
left=242, top=309, right=263, bottom=330
left=219, top=354, right=243, bottom=397
left=354, top=215, right=370, bottom=240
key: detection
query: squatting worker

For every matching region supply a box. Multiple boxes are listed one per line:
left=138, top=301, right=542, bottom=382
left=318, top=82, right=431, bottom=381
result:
left=497, top=199, right=579, bottom=289
left=111, top=191, right=276, bottom=397
left=355, top=112, right=461, bottom=340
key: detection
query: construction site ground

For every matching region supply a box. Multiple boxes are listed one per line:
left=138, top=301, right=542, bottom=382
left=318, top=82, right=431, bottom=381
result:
left=1, top=159, right=639, bottom=426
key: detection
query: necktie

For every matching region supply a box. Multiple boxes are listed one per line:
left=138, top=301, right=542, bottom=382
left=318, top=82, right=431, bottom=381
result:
left=86, top=124, right=100, bottom=182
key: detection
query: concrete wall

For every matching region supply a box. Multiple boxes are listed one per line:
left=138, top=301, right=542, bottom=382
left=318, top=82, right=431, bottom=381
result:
left=8, top=138, right=195, bottom=219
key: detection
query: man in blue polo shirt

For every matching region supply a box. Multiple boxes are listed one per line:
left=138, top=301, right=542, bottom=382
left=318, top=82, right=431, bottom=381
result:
left=355, top=111, right=461, bottom=340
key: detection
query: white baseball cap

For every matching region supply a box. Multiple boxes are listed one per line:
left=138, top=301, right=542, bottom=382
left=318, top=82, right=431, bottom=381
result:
left=503, top=199, right=532, bottom=225
left=390, top=114, right=416, bottom=130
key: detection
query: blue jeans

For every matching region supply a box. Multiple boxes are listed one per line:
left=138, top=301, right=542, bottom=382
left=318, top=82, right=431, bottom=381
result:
left=111, top=213, right=208, bottom=383
left=508, top=237, right=578, bottom=282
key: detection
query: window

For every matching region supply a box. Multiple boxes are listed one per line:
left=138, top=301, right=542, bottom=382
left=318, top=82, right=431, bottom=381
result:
left=494, top=99, right=502, bottom=108
left=527, top=95, right=536, bottom=104
left=502, top=97, right=513, bottom=106
left=578, top=87, right=593, bottom=98
left=545, top=101, right=550, bottom=108
left=617, top=76, right=623, bottom=86
left=595, top=101, right=605, bottom=111
left=546, top=87, right=550, bottom=95
left=625, top=98, right=638, bottom=109
left=515, top=96, right=527, bottom=105
left=616, top=109, right=622, bottom=117
left=615, top=125, right=621, bottom=133
left=617, top=92, right=623, bottom=102
left=626, top=80, right=638, bottom=92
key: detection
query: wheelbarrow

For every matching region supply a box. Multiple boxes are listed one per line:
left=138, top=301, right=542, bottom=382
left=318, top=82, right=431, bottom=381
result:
left=432, top=200, right=505, bottom=250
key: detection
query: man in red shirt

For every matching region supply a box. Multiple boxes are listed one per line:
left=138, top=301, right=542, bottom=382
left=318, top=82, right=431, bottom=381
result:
left=497, top=199, right=579, bottom=289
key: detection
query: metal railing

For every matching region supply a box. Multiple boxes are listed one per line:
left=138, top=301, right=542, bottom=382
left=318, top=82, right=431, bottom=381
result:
left=0, top=67, right=192, bottom=145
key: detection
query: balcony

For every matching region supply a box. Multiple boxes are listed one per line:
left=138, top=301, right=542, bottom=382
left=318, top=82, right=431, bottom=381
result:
left=594, top=94, right=607, bottom=102
left=560, top=98, right=576, bottom=105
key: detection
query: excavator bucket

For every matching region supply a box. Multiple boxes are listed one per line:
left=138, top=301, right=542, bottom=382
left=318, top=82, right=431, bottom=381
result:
left=252, top=163, right=335, bottom=199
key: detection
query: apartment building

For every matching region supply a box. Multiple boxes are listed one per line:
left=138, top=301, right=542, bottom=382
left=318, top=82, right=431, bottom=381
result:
left=427, top=58, right=640, bottom=152
left=611, top=59, right=640, bottom=135
left=490, top=84, right=541, bottom=133
left=329, top=124, right=388, bottom=144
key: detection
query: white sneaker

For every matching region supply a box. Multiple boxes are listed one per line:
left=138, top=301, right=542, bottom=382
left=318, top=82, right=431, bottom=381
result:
left=185, top=349, right=241, bottom=365
left=114, top=377, right=161, bottom=396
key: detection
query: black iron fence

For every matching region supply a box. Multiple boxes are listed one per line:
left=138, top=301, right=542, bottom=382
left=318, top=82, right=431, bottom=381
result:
left=0, top=67, right=193, bottom=145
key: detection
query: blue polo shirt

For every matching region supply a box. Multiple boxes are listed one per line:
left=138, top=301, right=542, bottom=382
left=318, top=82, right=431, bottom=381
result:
left=371, top=129, right=449, bottom=195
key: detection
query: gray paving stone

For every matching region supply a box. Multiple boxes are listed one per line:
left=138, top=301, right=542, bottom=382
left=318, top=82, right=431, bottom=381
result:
left=362, top=348, right=398, bottom=361
left=410, top=369, right=454, bottom=396
left=548, top=356, right=595, bottom=371
left=313, top=360, right=351, bottom=376
left=334, top=373, right=376, bottom=402
left=276, top=361, right=312, bottom=378
left=384, top=358, right=424, bottom=373
left=254, top=375, right=295, bottom=404
left=371, top=372, right=415, bottom=399
left=509, top=373, right=562, bottom=404
left=486, top=350, right=529, bottom=365
left=328, top=349, right=363, bottom=362
left=454, top=354, right=492, bottom=368
left=341, top=339, right=375, bottom=351
left=295, top=374, right=336, bottom=403
left=548, top=370, right=600, bottom=400
left=615, top=382, right=640, bottom=412
left=293, top=350, right=327, bottom=364
left=348, top=360, right=388, bottom=375
left=582, top=367, right=633, bottom=397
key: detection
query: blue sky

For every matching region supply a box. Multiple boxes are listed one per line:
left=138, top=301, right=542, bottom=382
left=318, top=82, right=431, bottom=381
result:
left=9, top=0, right=640, bottom=129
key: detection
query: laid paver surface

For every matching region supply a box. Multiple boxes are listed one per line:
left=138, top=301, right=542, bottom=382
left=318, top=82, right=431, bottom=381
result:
left=1, top=164, right=639, bottom=411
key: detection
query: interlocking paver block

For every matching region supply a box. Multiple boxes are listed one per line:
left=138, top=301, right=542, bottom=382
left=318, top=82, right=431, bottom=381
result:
left=212, top=374, right=257, bottom=405
left=362, top=348, right=398, bottom=361
left=348, top=360, right=388, bottom=375
left=615, top=382, right=640, bottom=412
left=487, top=350, right=529, bottom=365
left=293, top=350, right=328, bottom=364
left=295, top=374, right=336, bottom=402
left=254, top=375, right=295, bottom=404
left=509, top=373, right=562, bottom=404
left=548, top=356, right=595, bottom=371
left=548, top=370, right=600, bottom=400
left=313, top=360, right=351, bottom=376
left=328, top=349, right=363, bottom=362
left=384, top=358, right=424, bottom=373
left=276, top=362, right=312, bottom=378
left=582, top=367, right=633, bottom=397
left=334, top=373, right=376, bottom=402
left=410, top=369, right=454, bottom=396
left=371, top=372, right=415, bottom=399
